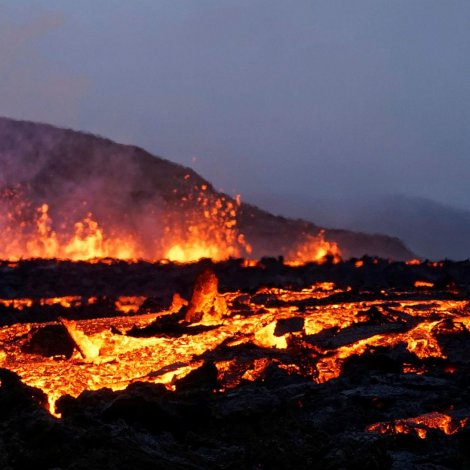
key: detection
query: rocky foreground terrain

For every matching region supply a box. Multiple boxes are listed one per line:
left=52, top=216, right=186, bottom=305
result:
left=1, top=258, right=470, bottom=469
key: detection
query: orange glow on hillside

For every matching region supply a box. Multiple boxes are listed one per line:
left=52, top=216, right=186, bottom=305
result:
left=0, top=204, right=138, bottom=261
left=0, top=183, right=347, bottom=263
left=285, top=231, right=342, bottom=265
left=162, top=187, right=252, bottom=262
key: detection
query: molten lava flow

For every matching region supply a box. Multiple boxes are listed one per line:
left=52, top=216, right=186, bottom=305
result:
left=367, top=412, right=469, bottom=439
left=0, top=298, right=34, bottom=310
left=59, top=318, right=101, bottom=360
left=285, top=231, right=341, bottom=266
left=0, top=295, right=140, bottom=313
left=253, top=320, right=288, bottom=349
left=2, top=261, right=468, bottom=429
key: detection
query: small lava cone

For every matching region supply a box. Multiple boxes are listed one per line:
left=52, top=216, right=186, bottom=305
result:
left=185, top=268, right=227, bottom=323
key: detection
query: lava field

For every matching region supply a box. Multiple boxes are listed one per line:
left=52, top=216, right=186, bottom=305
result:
left=1, top=257, right=470, bottom=469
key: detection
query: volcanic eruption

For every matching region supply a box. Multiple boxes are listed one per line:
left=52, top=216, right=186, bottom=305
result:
left=0, top=117, right=413, bottom=264
left=1, top=118, right=470, bottom=469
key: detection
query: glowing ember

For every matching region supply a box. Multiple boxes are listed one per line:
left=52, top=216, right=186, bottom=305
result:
left=115, top=296, right=147, bottom=315
left=406, top=258, right=422, bottom=265
left=415, top=280, right=434, bottom=288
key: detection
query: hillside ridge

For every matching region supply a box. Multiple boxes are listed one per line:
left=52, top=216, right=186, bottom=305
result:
left=0, top=117, right=414, bottom=260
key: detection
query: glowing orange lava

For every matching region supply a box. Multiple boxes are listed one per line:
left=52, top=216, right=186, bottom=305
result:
left=0, top=179, right=349, bottom=264
left=367, top=412, right=469, bottom=439
left=162, top=186, right=252, bottom=262
left=285, top=231, right=342, bottom=265
left=1, top=277, right=466, bottom=417
left=0, top=187, right=256, bottom=262
left=0, top=203, right=139, bottom=261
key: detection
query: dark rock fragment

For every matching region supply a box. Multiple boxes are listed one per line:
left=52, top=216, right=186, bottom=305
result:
left=342, top=347, right=404, bottom=378
left=101, top=382, right=185, bottom=434
left=274, top=316, right=304, bottom=336
left=0, top=368, right=48, bottom=414
left=431, top=319, right=470, bottom=363
left=174, top=362, right=218, bottom=393
left=21, top=324, right=75, bottom=358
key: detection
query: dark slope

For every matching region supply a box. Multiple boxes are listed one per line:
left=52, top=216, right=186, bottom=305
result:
left=0, top=117, right=413, bottom=260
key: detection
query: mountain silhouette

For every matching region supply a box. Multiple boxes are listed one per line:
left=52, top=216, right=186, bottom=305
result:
left=0, top=117, right=413, bottom=260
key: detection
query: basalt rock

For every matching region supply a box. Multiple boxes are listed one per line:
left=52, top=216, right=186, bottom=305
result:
left=21, top=324, right=75, bottom=358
